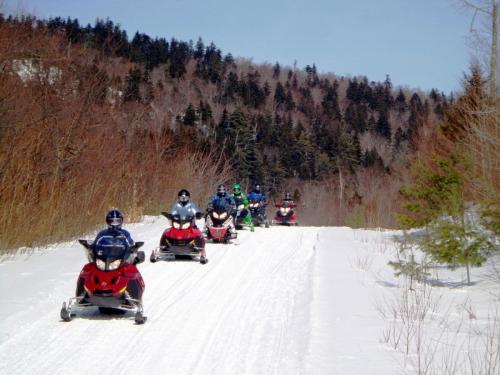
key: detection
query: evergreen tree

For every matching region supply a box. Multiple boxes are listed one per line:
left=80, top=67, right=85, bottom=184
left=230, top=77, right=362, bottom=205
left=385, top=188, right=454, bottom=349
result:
left=183, top=104, right=198, bottom=126
left=389, top=242, right=431, bottom=290
left=124, top=67, right=142, bottom=102
left=198, top=101, right=213, bottom=125
left=223, top=72, right=239, bottom=104
left=272, top=62, right=280, bottom=79
left=397, top=152, right=497, bottom=284
left=196, top=42, right=224, bottom=83
left=194, top=37, right=204, bottom=59
left=321, top=81, right=341, bottom=120
left=337, top=132, right=361, bottom=170
left=392, top=127, right=405, bottom=152
left=361, top=148, right=383, bottom=169
left=395, top=89, right=407, bottom=113
left=375, top=109, right=391, bottom=140
left=297, top=87, right=315, bottom=117
left=168, top=38, right=191, bottom=78
left=274, top=81, right=286, bottom=110
left=407, top=93, right=424, bottom=144
left=142, top=68, right=154, bottom=103
left=421, top=212, right=496, bottom=285
left=223, top=110, right=261, bottom=180
left=239, top=71, right=266, bottom=108
left=285, top=89, right=295, bottom=111
left=345, top=102, right=368, bottom=133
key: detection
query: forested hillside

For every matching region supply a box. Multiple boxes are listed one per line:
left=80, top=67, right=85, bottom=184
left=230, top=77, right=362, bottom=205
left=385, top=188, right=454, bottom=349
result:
left=0, top=15, right=450, bottom=248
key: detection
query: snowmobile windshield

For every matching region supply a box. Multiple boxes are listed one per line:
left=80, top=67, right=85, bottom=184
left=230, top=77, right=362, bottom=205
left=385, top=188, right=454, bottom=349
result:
left=171, top=211, right=194, bottom=230
left=93, top=236, right=129, bottom=261
left=248, top=195, right=261, bottom=204
left=171, top=208, right=194, bottom=223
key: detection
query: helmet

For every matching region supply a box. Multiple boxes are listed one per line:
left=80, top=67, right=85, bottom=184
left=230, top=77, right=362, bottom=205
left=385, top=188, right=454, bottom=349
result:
left=232, top=183, right=241, bottom=196
left=284, top=192, right=292, bottom=200
left=178, top=189, right=190, bottom=205
left=254, top=184, right=261, bottom=193
left=106, top=209, right=123, bottom=229
left=217, top=184, right=226, bottom=197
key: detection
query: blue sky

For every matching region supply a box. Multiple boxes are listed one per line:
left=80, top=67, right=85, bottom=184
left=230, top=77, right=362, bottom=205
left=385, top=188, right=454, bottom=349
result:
left=4, top=0, right=474, bottom=93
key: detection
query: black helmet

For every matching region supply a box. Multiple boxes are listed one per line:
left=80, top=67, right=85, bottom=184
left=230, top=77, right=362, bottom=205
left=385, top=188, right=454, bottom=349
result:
left=254, top=184, right=261, bottom=193
left=178, top=189, right=190, bottom=205
left=217, top=184, right=226, bottom=197
left=106, top=209, right=123, bottom=229
left=284, top=192, right=292, bottom=200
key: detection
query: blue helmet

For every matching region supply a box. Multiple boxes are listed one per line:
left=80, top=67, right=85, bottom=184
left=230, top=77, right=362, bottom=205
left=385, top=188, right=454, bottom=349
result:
left=106, top=209, right=123, bottom=229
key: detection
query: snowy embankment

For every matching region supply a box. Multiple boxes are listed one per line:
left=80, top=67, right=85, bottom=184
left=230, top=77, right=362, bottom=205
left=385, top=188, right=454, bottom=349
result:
left=0, top=217, right=498, bottom=375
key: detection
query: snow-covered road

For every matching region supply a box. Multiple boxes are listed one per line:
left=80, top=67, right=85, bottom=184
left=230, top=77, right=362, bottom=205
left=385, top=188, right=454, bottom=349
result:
left=0, top=218, right=430, bottom=374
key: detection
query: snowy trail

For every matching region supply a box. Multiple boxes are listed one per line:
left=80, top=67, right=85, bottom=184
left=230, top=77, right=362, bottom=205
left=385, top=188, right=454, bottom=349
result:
left=0, top=219, right=320, bottom=375
left=1, top=219, right=498, bottom=374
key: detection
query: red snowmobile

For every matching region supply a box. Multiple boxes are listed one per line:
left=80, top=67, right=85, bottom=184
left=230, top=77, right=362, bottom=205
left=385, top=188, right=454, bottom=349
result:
left=272, top=202, right=299, bottom=226
left=205, top=199, right=237, bottom=243
left=150, top=212, right=207, bottom=263
left=60, top=237, right=146, bottom=324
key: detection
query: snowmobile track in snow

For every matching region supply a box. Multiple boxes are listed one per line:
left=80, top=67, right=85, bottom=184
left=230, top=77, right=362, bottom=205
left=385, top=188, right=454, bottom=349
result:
left=3, top=221, right=461, bottom=375
left=0, top=225, right=318, bottom=375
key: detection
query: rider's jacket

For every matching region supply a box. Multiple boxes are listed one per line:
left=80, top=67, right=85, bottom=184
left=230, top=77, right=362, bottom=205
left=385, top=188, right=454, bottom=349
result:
left=232, top=193, right=249, bottom=207
left=247, top=191, right=266, bottom=204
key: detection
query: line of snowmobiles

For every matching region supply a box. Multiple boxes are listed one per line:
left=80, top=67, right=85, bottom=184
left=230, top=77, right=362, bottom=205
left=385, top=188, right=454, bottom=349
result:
left=60, top=200, right=299, bottom=325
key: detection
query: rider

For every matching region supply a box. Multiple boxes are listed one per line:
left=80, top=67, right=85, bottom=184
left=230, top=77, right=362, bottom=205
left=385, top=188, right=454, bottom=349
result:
left=247, top=183, right=266, bottom=206
left=170, top=188, right=202, bottom=227
left=281, top=191, right=295, bottom=206
left=206, top=184, right=236, bottom=236
left=231, top=183, right=253, bottom=229
left=95, top=209, right=134, bottom=246
left=231, top=183, right=248, bottom=206
left=247, top=183, right=269, bottom=226
left=93, top=209, right=139, bottom=262
left=164, top=189, right=207, bottom=264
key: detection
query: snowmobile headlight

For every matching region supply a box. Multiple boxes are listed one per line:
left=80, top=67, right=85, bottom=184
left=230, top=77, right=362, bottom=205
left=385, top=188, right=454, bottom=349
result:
left=212, top=212, right=219, bottom=219
left=238, top=204, right=244, bottom=210
left=253, top=202, right=260, bottom=208
left=172, top=221, right=181, bottom=229
left=181, top=222, right=191, bottom=229
left=218, top=212, right=227, bottom=219
left=280, top=207, right=290, bottom=214
left=108, top=259, right=121, bottom=271
left=96, top=258, right=106, bottom=271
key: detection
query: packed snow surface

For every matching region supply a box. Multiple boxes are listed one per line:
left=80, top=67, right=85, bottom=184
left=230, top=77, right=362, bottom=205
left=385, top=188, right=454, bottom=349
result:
left=0, top=217, right=498, bottom=374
